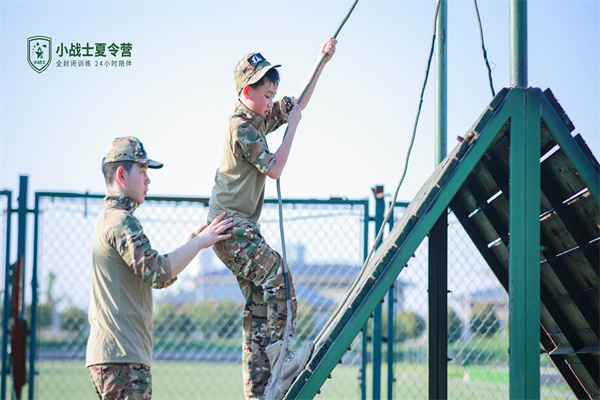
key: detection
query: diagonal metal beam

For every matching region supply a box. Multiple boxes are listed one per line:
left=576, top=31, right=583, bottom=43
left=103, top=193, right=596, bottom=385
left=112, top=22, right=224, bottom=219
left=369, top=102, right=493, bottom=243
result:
left=540, top=94, right=600, bottom=201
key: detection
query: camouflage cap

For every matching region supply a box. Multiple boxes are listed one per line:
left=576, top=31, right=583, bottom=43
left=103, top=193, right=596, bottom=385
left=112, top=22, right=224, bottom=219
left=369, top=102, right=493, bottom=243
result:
left=102, top=136, right=163, bottom=169
left=234, top=52, right=281, bottom=95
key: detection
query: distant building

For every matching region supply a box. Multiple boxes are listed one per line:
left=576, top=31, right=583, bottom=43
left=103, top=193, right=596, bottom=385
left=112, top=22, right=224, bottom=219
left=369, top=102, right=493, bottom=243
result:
left=161, top=261, right=407, bottom=331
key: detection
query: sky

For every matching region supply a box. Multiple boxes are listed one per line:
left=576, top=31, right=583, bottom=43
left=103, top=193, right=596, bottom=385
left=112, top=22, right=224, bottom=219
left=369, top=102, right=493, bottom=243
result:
left=1, top=0, right=598, bottom=205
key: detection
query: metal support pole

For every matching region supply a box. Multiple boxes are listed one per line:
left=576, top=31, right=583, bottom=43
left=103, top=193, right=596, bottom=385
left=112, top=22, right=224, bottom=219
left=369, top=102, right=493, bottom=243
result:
left=510, top=0, right=528, bottom=87
left=435, top=0, right=448, bottom=167
left=29, top=193, right=42, bottom=400
left=16, top=177, right=28, bottom=400
left=372, top=186, right=385, bottom=400
left=361, top=200, right=370, bottom=400
left=1, top=191, right=12, bottom=400
left=386, top=284, right=394, bottom=400
left=16, top=177, right=27, bottom=302
left=509, top=88, right=540, bottom=399
left=429, top=0, right=448, bottom=398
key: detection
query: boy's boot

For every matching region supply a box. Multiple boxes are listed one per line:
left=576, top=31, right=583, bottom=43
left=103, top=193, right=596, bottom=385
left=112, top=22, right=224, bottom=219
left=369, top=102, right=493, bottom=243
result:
left=266, top=341, right=314, bottom=398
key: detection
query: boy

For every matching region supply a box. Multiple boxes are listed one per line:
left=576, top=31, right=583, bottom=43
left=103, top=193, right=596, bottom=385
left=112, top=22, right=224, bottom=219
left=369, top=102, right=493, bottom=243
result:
left=86, top=136, right=232, bottom=399
left=207, top=39, right=337, bottom=399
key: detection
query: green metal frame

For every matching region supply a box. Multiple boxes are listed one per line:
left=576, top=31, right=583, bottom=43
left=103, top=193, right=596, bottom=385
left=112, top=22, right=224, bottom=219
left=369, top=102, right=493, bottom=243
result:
left=508, top=88, right=541, bottom=399
left=291, top=86, right=597, bottom=399
left=0, top=190, right=12, bottom=400
left=429, top=0, right=448, bottom=398
left=292, top=88, right=514, bottom=399
left=371, top=190, right=385, bottom=399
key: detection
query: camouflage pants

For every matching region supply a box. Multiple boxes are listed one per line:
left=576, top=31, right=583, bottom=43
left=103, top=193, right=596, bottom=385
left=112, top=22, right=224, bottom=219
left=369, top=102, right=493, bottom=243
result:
left=213, top=223, right=297, bottom=398
left=89, top=363, right=151, bottom=400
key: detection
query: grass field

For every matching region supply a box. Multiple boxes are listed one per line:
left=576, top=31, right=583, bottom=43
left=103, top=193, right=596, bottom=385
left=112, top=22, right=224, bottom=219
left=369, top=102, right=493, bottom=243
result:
left=6, top=360, right=572, bottom=399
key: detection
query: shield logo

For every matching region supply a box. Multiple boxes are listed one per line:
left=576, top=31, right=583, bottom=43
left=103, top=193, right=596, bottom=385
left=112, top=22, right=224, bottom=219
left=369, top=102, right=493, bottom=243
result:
left=27, top=36, right=52, bottom=73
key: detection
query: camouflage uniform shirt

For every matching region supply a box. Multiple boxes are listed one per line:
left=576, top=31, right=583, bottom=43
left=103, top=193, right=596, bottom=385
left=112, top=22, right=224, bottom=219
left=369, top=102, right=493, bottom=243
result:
left=86, top=191, right=175, bottom=368
left=208, top=98, right=294, bottom=227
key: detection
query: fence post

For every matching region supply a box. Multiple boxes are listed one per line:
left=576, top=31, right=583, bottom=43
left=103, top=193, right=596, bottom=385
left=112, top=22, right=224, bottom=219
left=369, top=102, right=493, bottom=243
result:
left=386, top=257, right=394, bottom=400
left=29, top=192, right=42, bottom=400
left=361, top=198, right=370, bottom=400
left=372, top=185, right=385, bottom=399
left=1, top=191, right=13, bottom=400
left=17, top=177, right=28, bottom=400
left=429, top=0, right=449, bottom=397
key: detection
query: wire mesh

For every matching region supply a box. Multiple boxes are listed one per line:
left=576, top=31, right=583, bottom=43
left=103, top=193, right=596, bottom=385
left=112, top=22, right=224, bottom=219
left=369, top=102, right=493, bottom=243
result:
left=20, top=191, right=577, bottom=399
left=387, top=205, right=571, bottom=399
left=30, top=193, right=368, bottom=399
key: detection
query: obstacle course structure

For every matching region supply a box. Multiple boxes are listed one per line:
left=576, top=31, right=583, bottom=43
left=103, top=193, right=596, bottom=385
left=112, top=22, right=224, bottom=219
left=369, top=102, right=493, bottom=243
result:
left=285, top=87, right=599, bottom=399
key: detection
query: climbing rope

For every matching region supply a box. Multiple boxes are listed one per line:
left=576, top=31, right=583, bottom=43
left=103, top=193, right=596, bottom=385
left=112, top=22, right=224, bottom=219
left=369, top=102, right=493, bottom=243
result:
left=265, top=2, right=359, bottom=400
left=268, top=2, right=498, bottom=395
left=314, top=0, right=442, bottom=346
left=360, top=0, right=496, bottom=272
left=362, top=0, right=442, bottom=273
left=474, top=0, right=496, bottom=96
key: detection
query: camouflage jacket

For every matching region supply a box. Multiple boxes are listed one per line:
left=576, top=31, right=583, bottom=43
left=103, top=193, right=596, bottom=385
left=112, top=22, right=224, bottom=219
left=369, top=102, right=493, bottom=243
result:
left=101, top=191, right=175, bottom=289
left=208, top=97, right=294, bottom=227
left=86, top=191, right=174, bottom=367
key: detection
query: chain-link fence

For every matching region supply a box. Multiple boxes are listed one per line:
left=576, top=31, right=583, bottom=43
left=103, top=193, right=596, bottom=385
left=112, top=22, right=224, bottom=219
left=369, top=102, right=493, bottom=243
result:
left=387, top=205, right=571, bottom=399
left=29, top=193, right=369, bottom=399
left=3, top=190, right=576, bottom=399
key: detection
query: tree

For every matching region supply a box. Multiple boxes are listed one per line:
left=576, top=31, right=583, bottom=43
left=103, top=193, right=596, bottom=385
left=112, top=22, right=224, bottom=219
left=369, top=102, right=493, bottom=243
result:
left=61, top=306, right=88, bottom=332
left=36, top=272, right=59, bottom=328
left=447, top=307, right=462, bottom=343
left=364, top=308, right=426, bottom=343
left=394, top=310, right=426, bottom=342
left=470, top=303, right=501, bottom=337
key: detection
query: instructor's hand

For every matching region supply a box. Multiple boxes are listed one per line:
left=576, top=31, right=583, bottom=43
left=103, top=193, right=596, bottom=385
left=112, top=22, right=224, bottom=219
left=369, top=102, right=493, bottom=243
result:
left=194, top=212, right=232, bottom=248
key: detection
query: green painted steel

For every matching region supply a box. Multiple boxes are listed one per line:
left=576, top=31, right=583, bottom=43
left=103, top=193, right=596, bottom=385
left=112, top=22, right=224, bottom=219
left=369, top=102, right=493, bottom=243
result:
left=508, top=88, right=541, bottom=399
left=386, top=282, right=394, bottom=400
left=361, top=202, right=369, bottom=400
left=288, top=87, right=594, bottom=398
left=292, top=89, right=513, bottom=400
left=435, top=0, right=448, bottom=165
left=16, top=177, right=27, bottom=282
left=539, top=97, right=600, bottom=200
left=429, top=0, right=448, bottom=398
left=0, top=190, right=12, bottom=400
left=510, top=0, right=528, bottom=87
left=372, top=191, right=385, bottom=399
left=16, top=177, right=32, bottom=400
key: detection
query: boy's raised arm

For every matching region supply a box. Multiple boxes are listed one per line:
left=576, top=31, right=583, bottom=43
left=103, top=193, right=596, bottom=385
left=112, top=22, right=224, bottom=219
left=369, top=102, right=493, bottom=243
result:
left=294, top=38, right=337, bottom=110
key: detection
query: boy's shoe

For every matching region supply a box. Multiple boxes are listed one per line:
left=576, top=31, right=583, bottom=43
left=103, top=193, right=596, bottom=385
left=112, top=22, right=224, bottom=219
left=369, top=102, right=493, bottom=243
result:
left=266, top=340, right=314, bottom=398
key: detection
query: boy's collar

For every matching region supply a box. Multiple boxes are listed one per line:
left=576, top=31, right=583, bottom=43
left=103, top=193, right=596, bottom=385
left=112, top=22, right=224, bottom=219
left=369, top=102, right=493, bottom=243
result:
left=235, top=99, right=265, bottom=129
left=104, top=190, right=140, bottom=212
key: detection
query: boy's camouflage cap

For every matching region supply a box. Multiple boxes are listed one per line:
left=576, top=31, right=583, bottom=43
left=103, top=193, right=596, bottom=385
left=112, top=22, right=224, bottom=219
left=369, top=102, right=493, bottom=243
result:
left=103, top=136, right=163, bottom=169
left=234, top=52, right=281, bottom=95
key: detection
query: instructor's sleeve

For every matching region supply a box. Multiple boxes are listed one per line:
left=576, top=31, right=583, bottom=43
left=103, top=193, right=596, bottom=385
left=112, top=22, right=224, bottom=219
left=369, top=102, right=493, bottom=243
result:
left=109, top=214, right=176, bottom=289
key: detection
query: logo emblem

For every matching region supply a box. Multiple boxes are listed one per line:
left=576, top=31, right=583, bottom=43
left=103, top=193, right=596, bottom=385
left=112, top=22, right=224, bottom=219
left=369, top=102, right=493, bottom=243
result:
left=27, top=36, right=52, bottom=73
left=248, top=53, right=265, bottom=67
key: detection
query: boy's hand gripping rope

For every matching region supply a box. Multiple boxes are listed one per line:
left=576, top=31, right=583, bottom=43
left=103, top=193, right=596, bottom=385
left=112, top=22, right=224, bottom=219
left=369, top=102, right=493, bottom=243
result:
left=265, top=2, right=359, bottom=400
